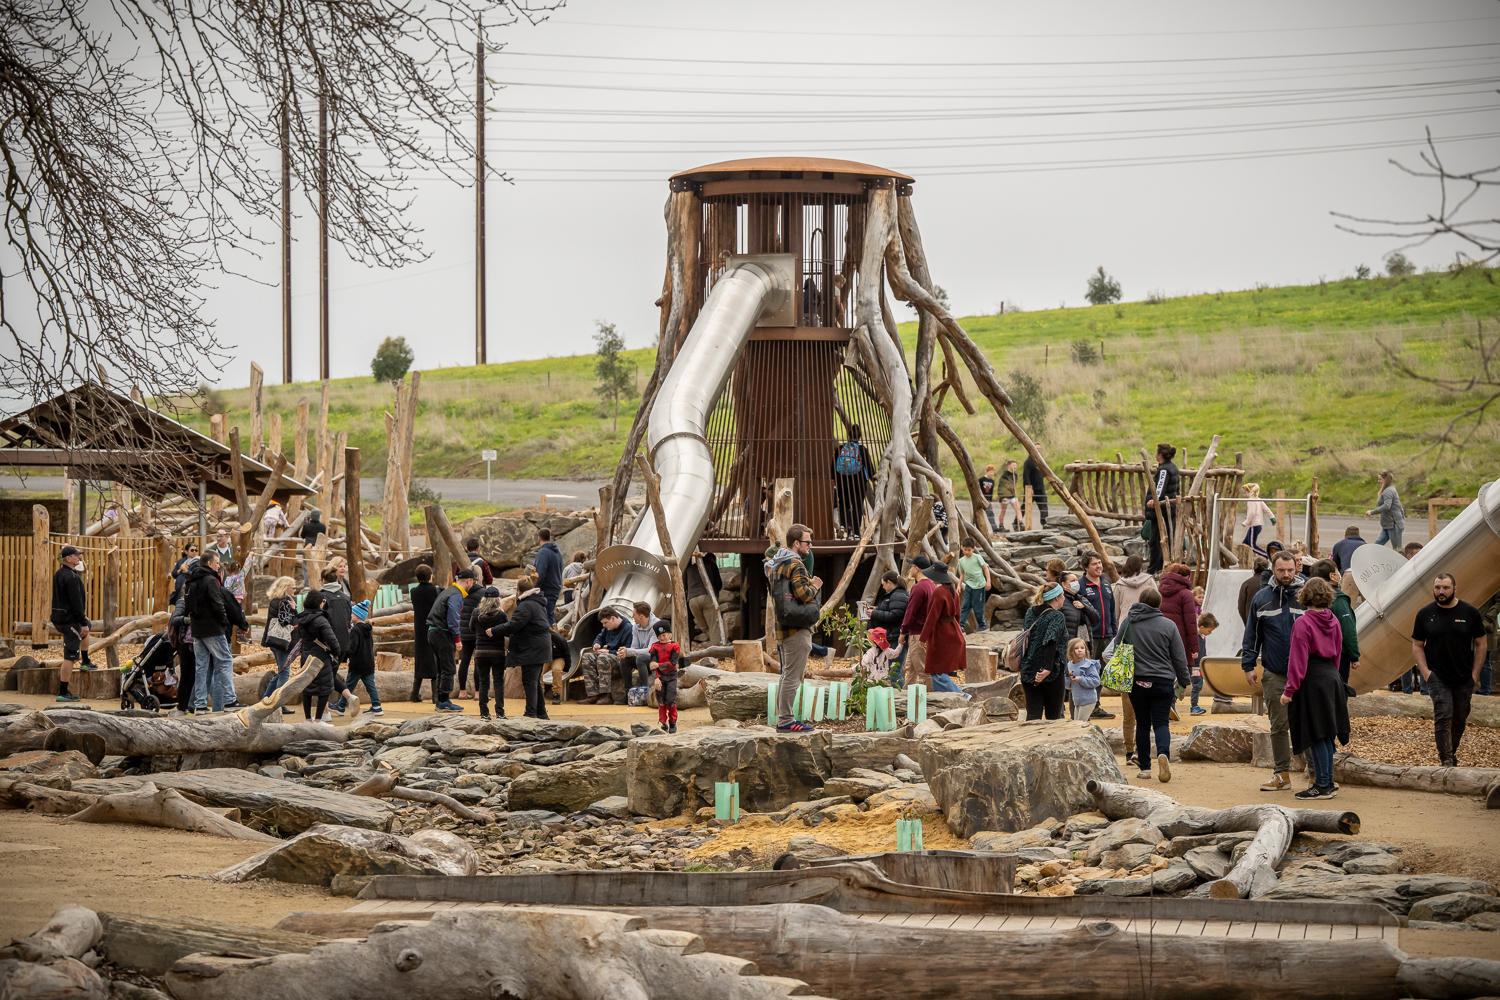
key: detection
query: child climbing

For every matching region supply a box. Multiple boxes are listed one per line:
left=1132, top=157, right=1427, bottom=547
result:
left=649, top=619, right=681, bottom=734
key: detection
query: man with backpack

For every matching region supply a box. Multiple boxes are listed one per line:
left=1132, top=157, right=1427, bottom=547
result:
left=766, top=523, right=822, bottom=733
left=831, top=426, right=875, bottom=538
left=185, top=549, right=249, bottom=712
left=461, top=537, right=494, bottom=586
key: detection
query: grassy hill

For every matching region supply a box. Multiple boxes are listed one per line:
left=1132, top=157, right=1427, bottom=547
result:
left=177, top=267, right=1500, bottom=513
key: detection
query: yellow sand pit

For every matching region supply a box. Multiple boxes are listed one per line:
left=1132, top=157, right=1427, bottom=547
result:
left=689, top=801, right=969, bottom=860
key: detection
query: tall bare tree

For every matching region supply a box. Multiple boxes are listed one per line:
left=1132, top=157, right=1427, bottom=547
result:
left=0, top=0, right=557, bottom=412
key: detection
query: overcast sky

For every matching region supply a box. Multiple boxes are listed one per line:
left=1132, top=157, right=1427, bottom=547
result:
left=205, top=0, right=1500, bottom=388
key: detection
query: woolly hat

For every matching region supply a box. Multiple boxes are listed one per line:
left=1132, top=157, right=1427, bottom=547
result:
left=351, top=600, right=370, bottom=621
left=652, top=620, right=673, bottom=637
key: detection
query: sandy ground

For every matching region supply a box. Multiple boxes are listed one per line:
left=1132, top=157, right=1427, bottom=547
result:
left=2, top=688, right=1497, bottom=960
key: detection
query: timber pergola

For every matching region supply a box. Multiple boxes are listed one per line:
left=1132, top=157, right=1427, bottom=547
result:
left=0, top=384, right=315, bottom=510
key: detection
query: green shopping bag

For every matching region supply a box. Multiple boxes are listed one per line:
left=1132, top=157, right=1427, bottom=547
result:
left=1100, top=620, right=1136, bottom=693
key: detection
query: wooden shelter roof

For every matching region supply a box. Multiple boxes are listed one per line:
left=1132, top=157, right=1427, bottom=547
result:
left=0, top=384, right=315, bottom=503
left=670, top=157, right=914, bottom=184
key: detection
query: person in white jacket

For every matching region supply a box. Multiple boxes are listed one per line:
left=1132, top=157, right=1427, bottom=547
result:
left=1240, top=483, right=1275, bottom=556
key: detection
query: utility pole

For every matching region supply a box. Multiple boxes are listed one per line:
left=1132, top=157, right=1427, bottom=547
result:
left=281, top=92, right=293, bottom=384
left=475, top=17, right=487, bottom=367
left=318, top=87, right=330, bottom=382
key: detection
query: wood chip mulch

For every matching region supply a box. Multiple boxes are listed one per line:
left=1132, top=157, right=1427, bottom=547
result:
left=1347, top=716, right=1500, bottom=769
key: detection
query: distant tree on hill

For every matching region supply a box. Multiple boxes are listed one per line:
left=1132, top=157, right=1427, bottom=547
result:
left=1354, top=264, right=1372, bottom=280
left=1007, top=369, right=1050, bottom=440
left=371, top=336, right=415, bottom=383
left=1385, top=252, right=1417, bottom=276
left=593, top=320, right=637, bottom=433
left=1085, top=267, right=1122, bottom=305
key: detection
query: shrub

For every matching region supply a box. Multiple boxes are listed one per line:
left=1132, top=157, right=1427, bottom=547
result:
left=1084, top=267, right=1122, bottom=306
left=1007, top=368, right=1050, bottom=439
left=409, top=478, right=442, bottom=503
left=371, top=336, right=415, bottom=383
left=1070, top=339, right=1100, bottom=366
left=196, top=381, right=228, bottom=416
left=1354, top=264, right=1371, bottom=280
left=1385, top=252, right=1417, bottom=277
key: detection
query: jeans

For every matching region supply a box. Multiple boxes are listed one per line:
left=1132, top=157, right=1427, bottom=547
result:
left=1260, top=670, right=1293, bottom=774
left=775, top=628, right=813, bottom=727
left=1308, top=736, right=1335, bottom=787
left=1479, top=655, right=1492, bottom=696
left=961, top=586, right=988, bottom=632
left=348, top=672, right=382, bottom=710
left=811, top=642, right=830, bottom=657
left=192, top=634, right=234, bottom=712
left=930, top=673, right=963, bottom=694
left=267, top=647, right=292, bottom=696
left=1375, top=525, right=1404, bottom=550
left=1400, top=667, right=1429, bottom=695
left=1429, top=674, right=1475, bottom=764
left=1129, top=681, right=1175, bottom=768
left=1190, top=673, right=1204, bottom=708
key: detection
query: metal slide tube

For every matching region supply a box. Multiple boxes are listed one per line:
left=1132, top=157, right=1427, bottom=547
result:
left=1351, top=479, right=1500, bottom=694
left=579, top=259, right=787, bottom=634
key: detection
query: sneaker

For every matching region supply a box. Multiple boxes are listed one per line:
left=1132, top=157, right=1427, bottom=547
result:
left=436, top=702, right=464, bottom=713
left=281, top=706, right=295, bottom=715
left=318, top=713, right=333, bottom=723
left=776, top=721, right=815, bottom=733
left=1125, top=752, right=1138, bottom=767
left=223, top=702, right=247, bottom=710
left=479, top=711, right=492, bottom=721
left=1136, top=769, right=1152, bottom=779
left=1168, top=706, right=1180, bottom=722
left=55, top=692, right=82, bottom=702
left=1190, top=706, right=1207, bottom=716
left=368, top=707, right=384, bottom=716
left=1090, top=706, right=1116, bottom=720
left=79, top=661, right=98, bottom=671
left=1260, top=771, right=1292, bottom=792
left=1295, top=785, right=1337, bottom=800
left=1157, top=753, right=1171, bottom=783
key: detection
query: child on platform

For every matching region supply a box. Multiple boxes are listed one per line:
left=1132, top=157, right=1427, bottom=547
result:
left=861, top=627, right=903, bottom=686
left=1192, top=612, right=1219, bottom=716
left=1066, top=638, right=1102, bottom=722
left=649, top=620, right=681, bottom=734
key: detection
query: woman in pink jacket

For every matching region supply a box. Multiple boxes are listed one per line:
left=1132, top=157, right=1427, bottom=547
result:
left=1240, top=483, right=1275, bottom=556
left=1279, top=577, right=1350, bottom=801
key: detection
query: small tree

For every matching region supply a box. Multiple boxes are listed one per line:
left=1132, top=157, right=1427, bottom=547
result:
left=1354, top=263, right=1372, bottom=280
left=371, top=336, right=414, bottom=382
left=593, top=320, right=637, bottom=433
left=1069, top=339, right=1100, bottom=366
left=907, top=285, right=950, bottom=314
left=1085, top=267, right=1122, bottom=305
left=1385, top=252, right=1417, bottom=276
left=1007, top=369, right=1050, bottom=440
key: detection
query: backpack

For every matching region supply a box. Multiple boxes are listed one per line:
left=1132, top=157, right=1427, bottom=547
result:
left=1006, top=607, right=1059, bottom=674
left=468, top=551, right=493, bottom=585
left=834, top=441, right=864, bottom=476
left=771, top=568, right=820, bottom=631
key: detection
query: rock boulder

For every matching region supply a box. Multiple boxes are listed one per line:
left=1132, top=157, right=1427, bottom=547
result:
left=505, top=750, right=628, bottom=814
left=1179, top=719, right=1267, bottom=763
left=627, top=727, right=834, bottom=818
left=1259, top=873, right=1496, bottom=914
left=212, top=823, right=477, bottom=885
left=920, top=720, right=1127, bottom=838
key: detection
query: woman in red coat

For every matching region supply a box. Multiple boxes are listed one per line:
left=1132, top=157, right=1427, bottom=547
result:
left=1157, top=562, right=1201, bottom=663
left=918, top=561, right=967, bottom=694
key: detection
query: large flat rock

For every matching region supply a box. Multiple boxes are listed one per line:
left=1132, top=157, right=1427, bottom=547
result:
left=1179, top=717, right=1268, bottom=763
left=627, top=727, right=834, bottom=819
left=1259, top=873, right=1497, bottom=914
left=919, top=720, right=1127, bottom=839
left=827, top=733, right=920, bottom=774
left=71, top=768, right=394, bottom=833
left=506, top=749, right=628, bottom=813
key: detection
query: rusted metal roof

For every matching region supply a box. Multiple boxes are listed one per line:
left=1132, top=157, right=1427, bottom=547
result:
left=670, top=157, right=914, bottom=183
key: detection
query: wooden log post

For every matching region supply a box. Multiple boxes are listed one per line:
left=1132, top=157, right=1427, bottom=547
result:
left=31, top=505, right=49, bottom=651
left=112, top=483, right=132, bottom=539
left=248, top=361, right=264, bottom=459
left=636, top=454, right=689, bottom=645
left=228, top=428, right=250, bottom=543
left=425, top=503, right=465, bottom=589
left=1275, top=488, right=1287, bottom=544
left=344, top=446, right=366, bottom=603
left=379, top=381, right=407, bottom=562
left=102, top=545, right=120, bottom=671
left=208, top=413, right=227, bottom=517
left=585, top=485, right=613, bottom=614
left=692, top=555, right=728, bottom=647
left=1023, top=484, right=1035, bottom=530
left=1309, top=477, right=1320, bottom=558
left=154, top=534, right=171, bottom=615
left=287, top=396, right=310, bottom=523
left=396, top=371, right=420, bottom=556
left=330, top=430, right=347, bottom=524
left=266, top=411, right=282, bottom=460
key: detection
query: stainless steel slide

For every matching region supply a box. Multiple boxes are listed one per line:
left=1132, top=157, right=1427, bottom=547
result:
left=1199, top=481, right=1500, bottom=698
left=573, top=255, right=793, bottom=647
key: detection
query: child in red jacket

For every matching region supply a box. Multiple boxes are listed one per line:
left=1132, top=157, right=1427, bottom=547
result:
left=649, top=620, right=681, bottom=733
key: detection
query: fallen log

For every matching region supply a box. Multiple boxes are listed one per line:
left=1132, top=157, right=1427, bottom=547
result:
left=66, top=781, right=278, bottom=842
left=97, top=913, right=318, bottom=976
left=1333, top=752, right=1500, bottom=808
left=0, top=904, right=101, bottom=963
left=1087, top=779, right=1358, bottom=899
left=165, top=908, right=833, bottom=1000
left=28, top=655, right=342, bottom=757
left=0, top=776, right=102, bottom=814
left=350, top=764, right=493, bottom=824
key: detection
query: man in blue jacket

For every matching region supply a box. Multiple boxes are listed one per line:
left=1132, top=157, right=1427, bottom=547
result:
left=425, top=568, right=473, bottom=712
left=534, top=528, right=563, bottom=625
left=1240, top=550, right=1307, bottom=792
left=578, top=606, right=633, bottom=704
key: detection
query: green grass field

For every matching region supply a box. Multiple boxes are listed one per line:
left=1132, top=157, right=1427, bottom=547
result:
left=172, top=267, right=1500, bottom=512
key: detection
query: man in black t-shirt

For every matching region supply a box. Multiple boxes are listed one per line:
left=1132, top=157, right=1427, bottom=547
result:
left=1411, top=573, right=1488, bottom=767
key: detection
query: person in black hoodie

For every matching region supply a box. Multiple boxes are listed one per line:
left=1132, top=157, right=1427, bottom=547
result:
left=471, top=590, right=507, bottom=720
left=486, top=579, right=553, bottom=718
left=295, top=590, right=344, bottom=722
left=410, top=565, right=439, bottom=702
left=344, top=600, right=381, bottom=716
left=51, top=545, right=92, bottom=703
left=1021, top=455, right=1048, bottom=529
left=185, top=549, right=249, bottom=713
left=455, top=578, right=485, bottom=701
left=1145, top=442, right=1180, bottom=576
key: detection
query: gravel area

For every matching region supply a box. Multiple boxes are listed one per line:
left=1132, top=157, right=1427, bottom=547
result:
left=1348, top=716, right=1500, bottom=769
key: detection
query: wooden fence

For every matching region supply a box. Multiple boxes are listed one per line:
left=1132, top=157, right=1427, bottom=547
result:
left=1065, top=461, right=1245, bottom=524
left=0, top=534, right=161, bottom=639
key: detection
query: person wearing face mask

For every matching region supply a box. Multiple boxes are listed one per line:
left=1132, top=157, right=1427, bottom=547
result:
left=1060, top=571, right=1102, bottom=641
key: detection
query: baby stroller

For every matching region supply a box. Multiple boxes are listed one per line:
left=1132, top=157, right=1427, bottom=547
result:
left=121, top=631, right=177, bottom=711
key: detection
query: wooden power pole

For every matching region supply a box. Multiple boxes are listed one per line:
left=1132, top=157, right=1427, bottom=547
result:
left=318, top=88, right=330, bottom=382
left=475, top=17, right=487, bottom=367
left=281, top=93, right=293, bottom=384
